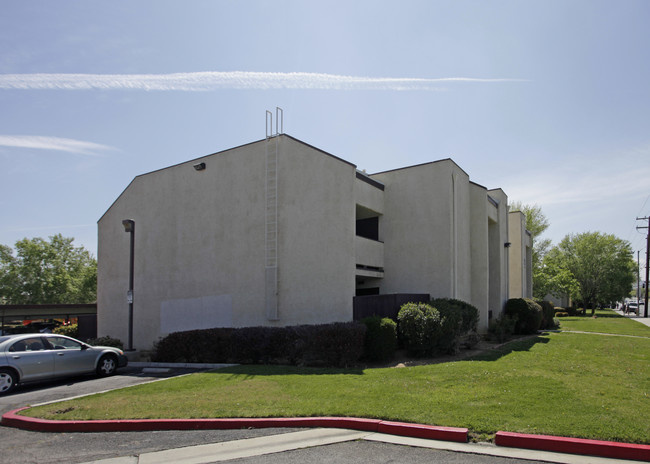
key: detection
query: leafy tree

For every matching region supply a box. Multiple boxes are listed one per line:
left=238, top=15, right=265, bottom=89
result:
left=534, top=247, right=580, bottom=302
left=510, top=202, right=552, bottom=298
left=552, top=232, right=635, bottom=315
left=0, top=234, right=96, bottom=304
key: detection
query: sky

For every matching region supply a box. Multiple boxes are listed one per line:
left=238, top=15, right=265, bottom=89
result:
left=1, top=0, right=649, bottom=269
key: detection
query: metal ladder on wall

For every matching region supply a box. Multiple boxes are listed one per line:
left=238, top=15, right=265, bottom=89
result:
left=265, top=108, right=282, bottom=320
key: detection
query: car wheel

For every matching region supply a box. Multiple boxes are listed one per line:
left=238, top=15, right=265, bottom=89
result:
left=96, top=355, right=117, bottom=376
left=0, top=368, right=18, bottom=395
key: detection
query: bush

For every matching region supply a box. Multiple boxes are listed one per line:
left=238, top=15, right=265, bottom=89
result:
left=504, top=298, right=543, bottom=334
left=487, top=314, right=516, bottom=343
left=295, top=322, right=366, bottom=367
left=362, top=316, right=397, bottom=362
left=429, top=298, right=480, bottom=354
left=53, top=323, right=79, bottom=339
left=151, top=322, right=366, bottom=368
left=536, top=300, right=556, bottom=330
left=87, top=336, right=124, bottom=350
left=397, top=302, right=442, bottom=357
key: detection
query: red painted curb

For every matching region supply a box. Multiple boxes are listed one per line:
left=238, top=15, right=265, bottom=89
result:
left=378, top=420, right=468, bottom=443
left=1, top=408, right=467, bottom=442
left=495, top=431, right=650, bottom=462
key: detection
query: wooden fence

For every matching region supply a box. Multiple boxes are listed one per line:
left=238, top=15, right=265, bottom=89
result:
left=353, top=293, right=430, bottom=321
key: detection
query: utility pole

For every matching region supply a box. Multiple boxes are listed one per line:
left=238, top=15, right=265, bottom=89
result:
left=637, top=217, right=649, bottom=318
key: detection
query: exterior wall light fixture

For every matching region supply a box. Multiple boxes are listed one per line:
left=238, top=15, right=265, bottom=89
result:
left=504, top=242, right=512, bottom=248
left=193, top=162, right=206, bottom=171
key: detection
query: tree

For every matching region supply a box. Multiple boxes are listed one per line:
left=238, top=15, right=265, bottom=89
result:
left=0, top=234, right=96, bottom=304
left=509, top=202, right=552, bottom=298
left=552, top=232, right=635, bottom=315
left=534, top=247, right=580, bottom=302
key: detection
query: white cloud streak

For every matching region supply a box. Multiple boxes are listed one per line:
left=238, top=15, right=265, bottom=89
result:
left=0, top=71, right=527, bottom=92
left=0, top=135, right=115, bottom=156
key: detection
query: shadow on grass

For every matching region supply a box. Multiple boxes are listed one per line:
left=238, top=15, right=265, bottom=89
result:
left=205, top=335, right=554, bottom=378
left=208, top=364, right=365, bottom=378
left=464, top=335, right=551, bottom=363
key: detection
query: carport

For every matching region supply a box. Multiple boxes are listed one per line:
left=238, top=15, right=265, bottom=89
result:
left=0, top=304, right=97, bottom=340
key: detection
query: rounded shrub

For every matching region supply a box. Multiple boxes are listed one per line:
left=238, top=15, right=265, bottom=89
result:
left=53, top=323, right=79, bottom=339
left=361, top=316, right=397, bottom=362
left=536, top=300, right=557, bottom=330
left=429, top=298, right=480, bottom=354
left=397, top=302, right=442, bottom=357
left=503, top=298, right=543, bottom=334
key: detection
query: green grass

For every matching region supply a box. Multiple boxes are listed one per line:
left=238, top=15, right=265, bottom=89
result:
left=557, top=308, right=650, bottom=337
left=24, top=312, right=650, bottom=444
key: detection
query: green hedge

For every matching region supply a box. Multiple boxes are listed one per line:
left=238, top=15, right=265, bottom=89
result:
left=362, top=316, right=397, bottom=362
left=151, top=322, right=366, bottom=368
left=429, top=298, right=480, bottom=354
left=87, top=336, right=124, bottom=350
left=536, top=300, right=557, bottom=330
left=504, top=298, right=543, bottom=334
left=487, top=314, right=516, bottom=343
left=397, top=302, right=442, bottom=357
left=53, top=323, right=79, bottom=339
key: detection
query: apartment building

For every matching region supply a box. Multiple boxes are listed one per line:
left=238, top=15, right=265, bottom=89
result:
left=98, top=134, right=531, bottom=350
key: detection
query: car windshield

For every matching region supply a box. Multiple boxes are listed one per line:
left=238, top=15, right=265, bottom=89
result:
left=0, top=336, right=10, bottom=344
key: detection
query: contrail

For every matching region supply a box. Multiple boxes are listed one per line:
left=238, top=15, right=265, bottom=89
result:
left=0, top=71, right=527, bottom=92
left=0, top=135, right=115, bottom=156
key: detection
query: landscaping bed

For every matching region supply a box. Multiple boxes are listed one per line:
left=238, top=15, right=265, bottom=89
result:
left=19, top=309, right=650, bottom=445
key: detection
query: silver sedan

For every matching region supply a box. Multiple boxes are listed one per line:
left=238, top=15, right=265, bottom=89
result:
left=0, top=333, right=128, bottom=395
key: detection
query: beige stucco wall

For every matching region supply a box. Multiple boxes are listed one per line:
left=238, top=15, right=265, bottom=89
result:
left=273, top=137, right=356, bottom=326
left=98, top=135, right=356, bottom=350
left=508, top=211, right=533, bottom=299
left=370, top=160, right=472, bottom=303
left=487, top=189, right=510, bottom=319
left=98, top=133, right=527, bottom=347
left=469, top=183, right=490, bottom=331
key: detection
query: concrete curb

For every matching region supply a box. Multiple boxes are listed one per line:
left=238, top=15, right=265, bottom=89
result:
left=495, top=431, right=650, bottom=462
left=1, top=408, right=468, bottom=443
left=4, top=408, right=649, bottom=461
left=128, top=362, right=238, bottom=369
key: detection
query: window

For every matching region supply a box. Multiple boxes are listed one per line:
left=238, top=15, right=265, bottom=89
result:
left=9, top=337, right=45, bottom=352
left=46, top=336, right=83, bottom=350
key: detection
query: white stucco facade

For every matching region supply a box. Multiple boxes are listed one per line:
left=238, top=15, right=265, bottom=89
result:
left=508, top=211, right=533, bottom=299
left=98, top=134, right=529, bottom=349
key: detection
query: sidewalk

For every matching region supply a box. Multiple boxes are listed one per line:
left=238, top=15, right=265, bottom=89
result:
left=75, top=428, right=645, bottom=464
left=4, top=407, right=649, bottom=463
left=613, top=308, right=650, bottom=328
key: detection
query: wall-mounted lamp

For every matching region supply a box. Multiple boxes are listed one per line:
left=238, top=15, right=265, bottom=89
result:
left=504, top=242, right=512, bottom=248
left=193, top=162, right=206, bottom=171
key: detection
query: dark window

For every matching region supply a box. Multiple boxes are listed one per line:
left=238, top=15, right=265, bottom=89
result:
left=356, top=217, right=379, bottom=241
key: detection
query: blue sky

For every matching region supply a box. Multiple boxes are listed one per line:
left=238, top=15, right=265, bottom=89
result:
left=1, top=0, right=649, bottom=266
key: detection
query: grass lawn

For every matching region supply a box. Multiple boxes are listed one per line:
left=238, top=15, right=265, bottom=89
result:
left=558, top=308, right=650, bottom=337
left=23, top=310, right=650, bottom=444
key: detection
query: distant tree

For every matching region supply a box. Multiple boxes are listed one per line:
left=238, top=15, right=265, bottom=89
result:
left=534, top=247, right=580, bottom=303
left=510, top=202, right=552, bottom=299
left=0, top=234, right=96, bottom=304
left=552, top=232, right=635, bottom=315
